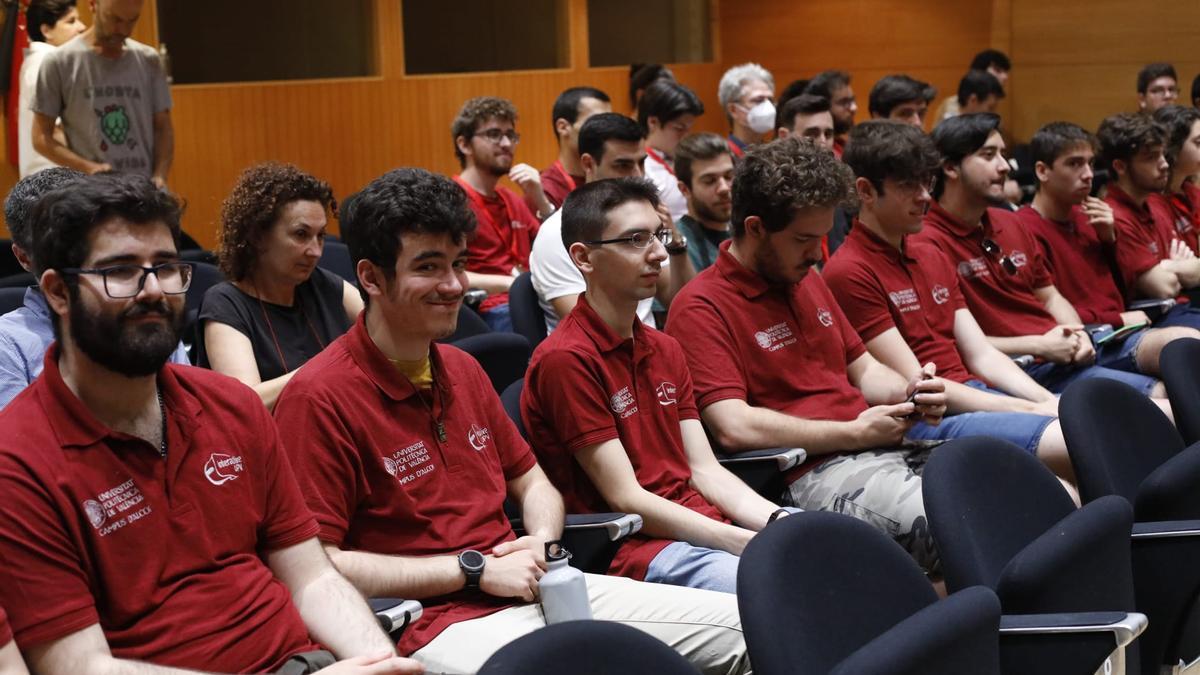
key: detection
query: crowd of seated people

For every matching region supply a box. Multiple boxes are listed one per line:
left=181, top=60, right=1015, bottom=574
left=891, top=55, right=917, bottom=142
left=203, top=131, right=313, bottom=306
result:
left=2, top=39, right=1200, bottom=675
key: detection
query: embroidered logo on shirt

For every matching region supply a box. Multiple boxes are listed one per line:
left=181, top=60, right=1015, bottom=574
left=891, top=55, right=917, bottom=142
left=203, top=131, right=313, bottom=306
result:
left=817, top=308, right=834, bottom=327
left=203, top=453, right=245, bottom=486
left=82, top=478, right=153, bottom=537
left=468, top=424, right=492, bottom=452
left=753, top=323, right=797, bottom=351
left=610, top=386, right=638, bottom=418
left=887, top=288, right=921, bottom=313
left=931, top=284, right=951, bottom=305
left=1148, top=241, right=1160, bottom=255
left=383, top=441, right=436, bottom=485
left=1009, top=250, right=1029, bottom=268
left=957, top=257, right=990, bottom=279
left=656, top=382, right=678, bottom=406
left=1176, top=216, right=1195, bottom=236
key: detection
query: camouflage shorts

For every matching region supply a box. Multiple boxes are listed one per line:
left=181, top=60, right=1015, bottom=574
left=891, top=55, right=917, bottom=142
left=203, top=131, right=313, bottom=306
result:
left=783, top=448, right=939, bottom=572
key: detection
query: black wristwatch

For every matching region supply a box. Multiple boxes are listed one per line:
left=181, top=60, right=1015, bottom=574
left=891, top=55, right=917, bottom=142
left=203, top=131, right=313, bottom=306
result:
left=458, top=549, right=485, bottom=589
left=665, top=233, right=689, bottom=256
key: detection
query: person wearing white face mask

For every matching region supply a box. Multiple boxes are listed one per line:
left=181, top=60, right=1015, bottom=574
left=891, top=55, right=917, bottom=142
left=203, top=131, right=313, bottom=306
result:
left=718, top=63, right=775, bottom=159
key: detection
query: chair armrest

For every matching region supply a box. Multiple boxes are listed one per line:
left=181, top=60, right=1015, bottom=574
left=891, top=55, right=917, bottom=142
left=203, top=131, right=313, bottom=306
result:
left=999, top=611, right=1147, bottom=649
left=464, top=289, right=488, bottom=308
left=369, top=598, right=423, bottom=635
left=1127, top=298, right=1177, bottom=316
left=717, top=447, right=807, bottom=472
left=564, top=513, right=643, bottom=541
left=1083, top=323, right=1112, bottom=337
left=1011, top=354, right=1035, bottom=368
left=1130, top=519, right=1200, bottom=539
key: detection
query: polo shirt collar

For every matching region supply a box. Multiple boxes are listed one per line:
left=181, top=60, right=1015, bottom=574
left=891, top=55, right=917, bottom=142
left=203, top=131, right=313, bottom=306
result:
left=345, top=312, right=451, bottom=403
left=572, top=293, right=653, bottom=358
left=38, top=343, right=202, bottom=450
left=849, top=219, right=915, bottom=263
left=1107, top=184, right=1151, bottom=220
left=714, top=239, right=771, bottom=299
left=23, top=287, right=48, bottom=318
left=928, top=201, right=989, bottom=237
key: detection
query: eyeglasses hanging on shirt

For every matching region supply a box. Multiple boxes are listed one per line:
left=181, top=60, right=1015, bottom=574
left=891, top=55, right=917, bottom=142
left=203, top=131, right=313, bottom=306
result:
left=980, top=237, right=1019, bottom=276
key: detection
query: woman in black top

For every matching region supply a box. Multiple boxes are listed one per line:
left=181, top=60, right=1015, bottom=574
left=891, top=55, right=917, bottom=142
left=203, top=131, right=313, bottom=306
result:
left=201, top=163, right=363, bottom=408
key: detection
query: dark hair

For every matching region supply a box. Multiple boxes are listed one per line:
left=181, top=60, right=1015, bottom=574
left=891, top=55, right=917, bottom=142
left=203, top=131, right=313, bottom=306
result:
left=1138, top=63, right=1177, bottom=94
left=217, top=162, right=336, bottom=281
left=1029, top=121, right=1096, bottom=170
left=1193, top=73, right=1200, bottom=106
left=578, top=113, right=644, bottom=163
left=561, top=178, right=661, bottom=250
left=675, top=133, right=732, bottom=189
left=969, top=49, right=1011, bottom=73
left=1096, top=113, right=1166, bottom=174
left=451, top=96, right=517, bottom=167
left=957, top=70, right=1006, bottom=107
left=803, top=70, right=851, bottom=100
left=1152, top=105, right=1200, bottom=170
left=31, top=173, right=182, bottom=277
left=26, top=0, right=76, bottom=43
left=629, top=64, right=674, bottom=110
left=551, top=86, right=611, bottom=139
left=340, top=168, right=477, bottom=293
left=4, top=166, right=84, bottom=261
left=776, top=94, right=831, bottom=132
left=776, top=79, right=810, bottom=109
left=869, top=75, right=936, bottom=118
left=930, top=113, right=1003, bottom=198
left=731, top=136, right=854, bottom=238
left=637, top=80, right=704, bottom=132
left=843, top=120, right=940, bottom=194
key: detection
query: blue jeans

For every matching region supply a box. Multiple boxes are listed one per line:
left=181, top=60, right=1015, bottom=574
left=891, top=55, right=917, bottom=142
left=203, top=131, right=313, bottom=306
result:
left=1156, top=303, right=1200, bottom=330
left=1022, top=359, right=1158, bottom=395
left=481, top=303, right=512, bottom=332
left=907, top=380, right=1055, bottom=455
left=644, top=541, right=739, bottom=594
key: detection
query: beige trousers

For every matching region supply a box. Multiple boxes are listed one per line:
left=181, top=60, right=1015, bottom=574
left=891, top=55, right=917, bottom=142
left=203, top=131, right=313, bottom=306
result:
left=411, top=573, right=750, bottom=675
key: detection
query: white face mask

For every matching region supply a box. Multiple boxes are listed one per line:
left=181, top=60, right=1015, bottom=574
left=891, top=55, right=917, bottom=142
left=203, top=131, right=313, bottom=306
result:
left=742, top=100, right=776, bottom=135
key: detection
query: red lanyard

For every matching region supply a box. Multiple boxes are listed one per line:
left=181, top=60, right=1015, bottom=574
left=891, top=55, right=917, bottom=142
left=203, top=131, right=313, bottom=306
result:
left=553, top=160, right=577, bottom=191
left=645, top=146, right=675, bottom=177
left=726, top=137, right=745, bottom=158
left=453, top=175, right=529, bottom=267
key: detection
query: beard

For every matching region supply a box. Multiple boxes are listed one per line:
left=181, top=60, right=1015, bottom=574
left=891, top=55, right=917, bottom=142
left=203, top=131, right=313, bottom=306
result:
left=68, top=289, right=183, bottom=377
left=693, top=199, right=731, bottom=225
left=753, top=242, right=814, bottom=286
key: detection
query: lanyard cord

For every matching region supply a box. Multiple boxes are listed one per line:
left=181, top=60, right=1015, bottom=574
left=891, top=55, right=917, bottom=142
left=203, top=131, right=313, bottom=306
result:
left=253, top=283, right=326, bottom=375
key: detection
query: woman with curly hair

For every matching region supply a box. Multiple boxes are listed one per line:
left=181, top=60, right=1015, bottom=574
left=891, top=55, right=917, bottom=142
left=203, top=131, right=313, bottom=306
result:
left=200, top=162, right=363, bottom=408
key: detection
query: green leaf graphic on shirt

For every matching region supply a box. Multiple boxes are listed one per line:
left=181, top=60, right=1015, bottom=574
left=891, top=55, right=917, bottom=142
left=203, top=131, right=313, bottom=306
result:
left=97, top=105, right=130, bottom=146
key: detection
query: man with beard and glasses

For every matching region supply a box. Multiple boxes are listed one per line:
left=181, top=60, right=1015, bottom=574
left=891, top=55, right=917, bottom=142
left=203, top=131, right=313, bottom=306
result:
left=272, top=169, right=750, bottom=675
left=804, top=70, right=857, bottom=158
left=451, top=96, right=551, bottom=332
left=915, top=114, right=1167, bottom=397
left=666, top=137, right=949, bottom=572
left=0, top=167, right=190, bottom=410
left=673, top=133, right=734, bottom=272
left=0, top=174, right=420, bottom=675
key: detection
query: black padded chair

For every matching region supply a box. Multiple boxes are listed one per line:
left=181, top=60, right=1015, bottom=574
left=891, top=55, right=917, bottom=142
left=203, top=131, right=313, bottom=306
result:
left=0, top=240, right=25, bottom=280
left=1160, top=338, right=1200, bottom=445
left=0, top=287, right=27, bottom=315
left=0, top=272, right=35, bottom=289
left=508, top=272, right=547, bottom=351
left=440, top=304, right=491, bottom=343
left=318, top=240, right=357, bottom=287
left=1060, top=377, right=1200, bottom=673
left=707, top=431, right=806, bottom=501
left=479, top=620, right=700, bottom=675
left=739, top=511, right=1002, bottom=675
left=184, top=262, right=225, bottom=364
left=451, top=332, right=530, bottom=394
left=923, top=437, right=1147, bottom=675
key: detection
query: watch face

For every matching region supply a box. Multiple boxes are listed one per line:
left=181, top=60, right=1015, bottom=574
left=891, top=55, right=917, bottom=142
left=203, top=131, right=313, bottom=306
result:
left=460, top=550, right=485, bottom=570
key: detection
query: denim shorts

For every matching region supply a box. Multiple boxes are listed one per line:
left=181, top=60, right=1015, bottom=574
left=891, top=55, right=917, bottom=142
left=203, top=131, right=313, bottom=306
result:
left=906, top=380, right=1055, bottom=455
left=644, top=541, right=739, bottom=594
left=1093, top=325, right=1148, bottom=374
left=1022, top=359, right=1158, bottom=395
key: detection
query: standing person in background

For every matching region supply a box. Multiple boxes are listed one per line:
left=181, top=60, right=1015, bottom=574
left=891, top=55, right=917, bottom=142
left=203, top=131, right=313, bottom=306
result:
left=638, top=80, right=705, bottom=222
left=718, top=63, right=775, bottom=158
left=541, top=87, right=612, bottom=210
left=18, top=0, right=86, bottom=177
left=32, top=0, right=173, bottom=186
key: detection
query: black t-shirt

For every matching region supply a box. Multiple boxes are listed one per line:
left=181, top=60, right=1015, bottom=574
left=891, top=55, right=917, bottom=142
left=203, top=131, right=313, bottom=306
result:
left=198, top=268, right=352, bottom=381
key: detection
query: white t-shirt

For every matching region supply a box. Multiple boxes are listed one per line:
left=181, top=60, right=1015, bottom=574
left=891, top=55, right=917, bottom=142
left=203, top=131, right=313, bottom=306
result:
left=529, top=207, right=661, bottom=333
left=644, top=148, right=688, bottom=222
left=18, top=42, right=57, bottom=177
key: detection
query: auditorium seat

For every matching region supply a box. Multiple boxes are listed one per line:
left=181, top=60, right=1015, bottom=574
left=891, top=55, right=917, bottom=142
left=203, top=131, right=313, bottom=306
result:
left=479, top=620, right=700, bottom=675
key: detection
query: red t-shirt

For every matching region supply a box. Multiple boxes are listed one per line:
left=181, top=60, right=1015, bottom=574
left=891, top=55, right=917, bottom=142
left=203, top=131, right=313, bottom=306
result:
left=274, top=315, right=537, bottom=655
left=1105, top=184, right=1175, bottom=291
left=1015, top=205, right=1127, bottom=326
left=1148, top=185, right=1200, bottom=255
left=522, top=295, right=726, bottom=580
left=0, top=350, right=320, bottom=671
left=456, top=177, right=541, bottom=310
left=540, top=161, right=583, bottom=211
left=914, top=203, right=1058, bottom=338
left=824, top=222, right=973, bottom=383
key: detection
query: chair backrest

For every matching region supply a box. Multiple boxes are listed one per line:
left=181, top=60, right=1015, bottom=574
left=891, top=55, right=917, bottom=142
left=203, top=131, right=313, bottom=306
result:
left=508, top=272, right=547, bottom=350
left=0, top=239, right=25, bottom=279
left=478, top=621, right=700, bottom=675
left=185, top=262, right=226, bottom=365
left=318, top=240, right=357, bottom=287
left=1161, top=338, right=1200, bottom=446
left=1059, top=378, right=1184, bottom=504
left=922, top=437, right=1079, bottom=592
left=0, top=287, right=27, bottom=315
left=451, top=332, right=531, bottom=394
left=440, top=304, right=491, bottom=343
left=500, top=379, right=527, bottom=440
left=0, top=272, right=34, bottom=289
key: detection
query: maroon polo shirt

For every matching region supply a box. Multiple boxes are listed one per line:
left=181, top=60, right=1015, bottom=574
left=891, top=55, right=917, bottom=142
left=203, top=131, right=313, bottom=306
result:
left=1148, top=185, right=1200, bottom=255
left=522, top=295, right=726, bottom=580
left=1105, top=184, right=1175, bottom=291
left=0, top=349, right=321, bottom=672
left=1016, top=205, right=1127, bottom=326
left=914, top=202, right=1058, bottom=338
left=540, top=162, right=583, bottom=211
left=274, top=315, right=537, bottom=655
left=824, top=221, right=973, bottom=383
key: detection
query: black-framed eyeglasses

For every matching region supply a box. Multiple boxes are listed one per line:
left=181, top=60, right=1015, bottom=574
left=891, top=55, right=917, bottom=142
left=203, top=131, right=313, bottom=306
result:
left=473, top=128, right=520, bottom=144
left=583, top=228, right=673, bottom=249
left=980, top=238, right=1018, bottom=275
left=60, top=262, right=194, bottom=298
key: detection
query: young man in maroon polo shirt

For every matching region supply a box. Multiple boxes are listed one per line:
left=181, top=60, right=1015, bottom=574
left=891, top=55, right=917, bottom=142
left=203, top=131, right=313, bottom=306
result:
left=1098, top=112, right=1200, bottom=302
left=868, top=75, right=936, bottom=129
left=273, top=168, right=749, bottom=675
left=0, top=174, right=417, bottom=675
left=1019, top=121, right=1200, bottom=373
left=1150, top=105, right=1200, bottom=256
left=666, top=137, right=948, bottom=571
left=541, top=87, right=612, bottom=210
left=523, top=178, right=787, bottom=595
left=452, top=96, right=552, bottom=332
left=0, top=608, right=27, bottom=675
left=915, top=113, right=1163, bottom=395
left=825, top=120, right=1074, bottom=481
